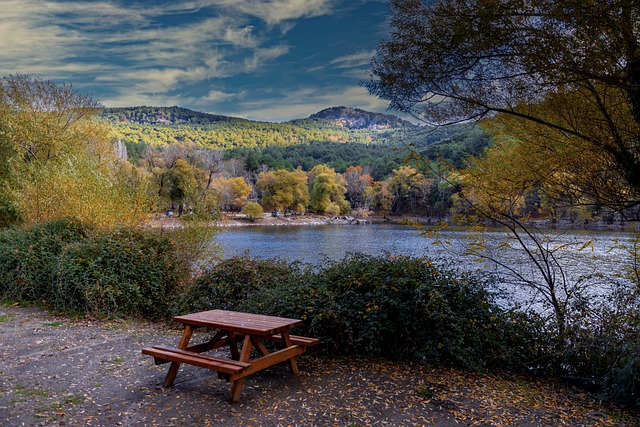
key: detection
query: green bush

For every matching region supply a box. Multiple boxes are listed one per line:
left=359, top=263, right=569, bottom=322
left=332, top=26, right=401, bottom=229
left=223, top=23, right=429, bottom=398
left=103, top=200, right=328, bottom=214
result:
left=0, top=220, right=186, bottom=319
left=51, top=228, right=183, bottom=319
left=562, top=287, right=640, bottom=407
left=0, top=219, right=89, bottom=302
left=241, top=202, right=264, bottom=221
left=176, top=253, right=546, bottom=371
left=174, top=256, right=310, bottom=315
left=312, top=253, right=545, bottom=370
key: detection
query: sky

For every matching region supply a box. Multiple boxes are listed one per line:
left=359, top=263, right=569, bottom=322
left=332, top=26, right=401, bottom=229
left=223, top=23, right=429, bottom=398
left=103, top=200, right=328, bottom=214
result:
left=0, top=0, right=395, bottom=122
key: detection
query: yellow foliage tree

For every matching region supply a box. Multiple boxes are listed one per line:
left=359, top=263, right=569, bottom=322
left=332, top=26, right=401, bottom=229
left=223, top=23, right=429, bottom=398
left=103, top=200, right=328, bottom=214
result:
left=309, top=164, right=350, bottom=214
left=256, top=168, right=309, bottom=212
left=0, top=75, right=151, bottom=228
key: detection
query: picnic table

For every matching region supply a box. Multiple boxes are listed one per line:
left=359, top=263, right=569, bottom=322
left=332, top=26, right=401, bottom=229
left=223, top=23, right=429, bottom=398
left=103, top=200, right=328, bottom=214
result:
left=142, top=309, right=318, bottom=402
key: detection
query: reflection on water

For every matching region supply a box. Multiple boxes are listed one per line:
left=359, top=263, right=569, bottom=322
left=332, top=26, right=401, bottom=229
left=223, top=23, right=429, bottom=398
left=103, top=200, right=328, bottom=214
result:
left=217, top=224, right=436, bottom=263
left=216, top=223, right=637, bottom=308
left=217, top=223, right=635, bottom=267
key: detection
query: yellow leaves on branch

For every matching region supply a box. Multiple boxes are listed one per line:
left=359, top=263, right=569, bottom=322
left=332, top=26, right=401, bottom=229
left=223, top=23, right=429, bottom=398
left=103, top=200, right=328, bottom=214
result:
left=0, top=75, right=152, bottom=229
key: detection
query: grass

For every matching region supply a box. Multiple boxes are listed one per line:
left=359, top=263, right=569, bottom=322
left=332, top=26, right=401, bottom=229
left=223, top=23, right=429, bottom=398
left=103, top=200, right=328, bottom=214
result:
left=0, top=314, right=15, bottom=322
left=43, top=321, right=64, bottom=327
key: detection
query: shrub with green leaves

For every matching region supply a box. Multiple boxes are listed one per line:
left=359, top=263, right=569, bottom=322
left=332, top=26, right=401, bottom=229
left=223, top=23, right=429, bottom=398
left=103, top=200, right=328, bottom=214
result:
left=174, top=256, right=311, bottom=315
left=0, top=220, right=187, bottom=319
left=176, top=253, right=545, bottom=371
left=312, top=253, right=545, bottom=370
left=0, top=219, right=88, bottom=302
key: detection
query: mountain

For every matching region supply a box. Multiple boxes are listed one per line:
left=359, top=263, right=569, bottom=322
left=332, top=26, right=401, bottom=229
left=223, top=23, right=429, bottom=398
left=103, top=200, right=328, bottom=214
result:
left=101, top=106, right=248, bottom=125
left=102, top=105, right=414, bottom=130
left=100, top=105, right=489, bottom=179
left=305, top=106, right=415, bottom=130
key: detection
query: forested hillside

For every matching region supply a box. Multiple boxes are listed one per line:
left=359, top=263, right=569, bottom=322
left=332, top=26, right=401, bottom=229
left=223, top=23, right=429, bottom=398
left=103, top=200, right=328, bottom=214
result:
left=103, top=106, right=490, bottom=180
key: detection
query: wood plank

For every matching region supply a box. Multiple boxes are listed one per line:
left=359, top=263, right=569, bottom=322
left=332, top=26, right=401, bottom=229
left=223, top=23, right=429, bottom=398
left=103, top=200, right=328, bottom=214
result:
left=185, top=330, right=227, bottom=354
left=161, top=325, right=195, bottom=387
left=230, top=345, right=306, bottom=381
left=265, top=334, right=320, bottom=347
left=142, top=346, right=249, bottom=375
left=251, top=337, right=270, bottom=357
left=231, top=335, right=254, bottom=402
left=281, top=332, right=299, bottom=375
left=186, top=336, right=229, bottom=353
left=173, top=310, right=302, bottom=336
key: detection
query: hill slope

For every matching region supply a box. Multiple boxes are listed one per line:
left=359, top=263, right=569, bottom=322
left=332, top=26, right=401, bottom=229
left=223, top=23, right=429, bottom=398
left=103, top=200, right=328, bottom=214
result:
left=102, top=106, right=491, bottom=179
left=306, top=106, right=415, bottom=129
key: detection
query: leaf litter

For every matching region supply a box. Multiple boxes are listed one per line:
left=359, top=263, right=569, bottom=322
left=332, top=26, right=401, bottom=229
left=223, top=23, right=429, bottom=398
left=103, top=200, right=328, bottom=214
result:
left=0, top=305, right=637, bottom=426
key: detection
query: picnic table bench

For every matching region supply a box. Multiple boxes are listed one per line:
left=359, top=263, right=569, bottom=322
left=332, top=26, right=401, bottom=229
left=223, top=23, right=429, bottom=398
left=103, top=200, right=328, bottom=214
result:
left=142, top=309, right=318, bottom=403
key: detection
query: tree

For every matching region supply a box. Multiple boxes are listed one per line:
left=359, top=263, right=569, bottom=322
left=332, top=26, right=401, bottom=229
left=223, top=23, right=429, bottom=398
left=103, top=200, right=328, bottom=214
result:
left=213, top=176, right=252, bottom=212
left=308, top=164, right=350, bottom=215
left=0, top=75, right=150, bottom=228
left=386, top=166, right=431, bottom=215
left=166, top=159, right=199, bottom=216
left=256, top=168, right=309, bottom=212
left=367, top=0, right=640, bottom=213
left=193, top=148, right=223, bottom=206
left=242, top=201, right=264, bottom=221
left=343, top=165, right=374, bottom=210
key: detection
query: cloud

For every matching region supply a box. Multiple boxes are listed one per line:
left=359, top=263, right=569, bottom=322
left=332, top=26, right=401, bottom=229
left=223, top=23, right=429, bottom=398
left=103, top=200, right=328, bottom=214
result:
left=330, top=50, right=376, bottom=69
left=216, top=0, right=336, bottom=26
left=243, top=45, right=290, bottom=71
left=228, top=85, right=390, bottom=122
left=0, top=0, right=391, bottom=121
left=0, top=0, right=298, bottom=104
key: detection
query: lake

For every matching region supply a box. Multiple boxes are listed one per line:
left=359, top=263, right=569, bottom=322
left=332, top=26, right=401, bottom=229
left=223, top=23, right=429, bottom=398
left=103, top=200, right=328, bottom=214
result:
left=217, top=223, right=437, bottom=262
left=216, top=223, right=637, bottom=308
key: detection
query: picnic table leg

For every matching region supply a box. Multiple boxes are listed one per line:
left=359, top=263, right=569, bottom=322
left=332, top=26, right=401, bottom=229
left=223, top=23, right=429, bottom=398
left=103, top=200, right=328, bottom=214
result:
left=163, top=325, right=194, bottom=387
left=227, top=331, right=240, bottom=360
left=281, top=331, right=299, bottom=375
left=230, top=335, right=253, bottom=403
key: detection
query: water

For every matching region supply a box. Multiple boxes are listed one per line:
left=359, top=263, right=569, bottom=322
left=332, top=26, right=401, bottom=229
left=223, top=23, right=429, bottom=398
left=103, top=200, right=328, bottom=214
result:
left=216, top=223, right=638, bottom=309
left=217, top=223, right=636, bottom=268
left=217, top=223, right=436, bottom=263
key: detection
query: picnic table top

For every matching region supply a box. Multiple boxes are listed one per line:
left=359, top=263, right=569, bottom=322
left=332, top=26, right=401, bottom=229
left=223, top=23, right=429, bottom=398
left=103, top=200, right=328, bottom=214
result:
left=172, top=309, right=303, bottom=336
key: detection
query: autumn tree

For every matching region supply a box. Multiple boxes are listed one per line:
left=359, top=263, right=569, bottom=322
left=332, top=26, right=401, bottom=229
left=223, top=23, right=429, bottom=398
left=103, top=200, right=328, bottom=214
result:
left=0, top=75, right=150, bottom=228
left=213, top=176, right=252, bottom=212
left=193, top=148, right=223, bottom=207
left=256, top=168, right=309, bottom=212
left=367, top=0, right=640, bottom=214
left=343, top=165, right=374, bottom=211
left=165, top=159, right=200, bottom=216
left=386, top=166, right=432, bottom=215
left=242, top=201, right=264, bottom=221
left=309, top=164, right=350, bottom=215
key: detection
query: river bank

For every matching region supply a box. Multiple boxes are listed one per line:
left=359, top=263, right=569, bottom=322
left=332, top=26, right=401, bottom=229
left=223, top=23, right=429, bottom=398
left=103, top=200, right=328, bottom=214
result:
left=150, top=212, right=640, bottom=231
left=151, top=213, right=391, bottom=229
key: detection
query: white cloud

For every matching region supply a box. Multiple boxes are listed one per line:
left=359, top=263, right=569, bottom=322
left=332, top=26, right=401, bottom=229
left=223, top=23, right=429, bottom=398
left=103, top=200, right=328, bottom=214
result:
left=229, top=85, right=390, bottom=122
left=215, top=0, right=336, bottom=26
left=0, top=0, right=301, bottom=106
left=330, top=50, right=376, bottom=69
left=243, top=45, right=290, bottom=71
left=0, top=0, right=389, bottom=121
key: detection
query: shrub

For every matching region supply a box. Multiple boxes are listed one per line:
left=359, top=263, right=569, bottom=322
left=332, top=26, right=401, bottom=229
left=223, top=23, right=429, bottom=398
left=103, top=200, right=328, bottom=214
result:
left=0, top=219, right=89, bottom=302
left=312, top=253, right=545, bottom=370
left=0, top=220, right=190, bottom=319
left=562, top=286, right=640, bottom=407
left=51, top=228, right=184, bottom=319
left=174, top=253, right=545, bottom=371
left=173, top=256, right=310, bottom=315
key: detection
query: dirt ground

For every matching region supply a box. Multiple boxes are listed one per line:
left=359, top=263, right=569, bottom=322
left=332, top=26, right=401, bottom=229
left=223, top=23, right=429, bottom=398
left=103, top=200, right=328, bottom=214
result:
left=0, top=305, right=637, bottom=427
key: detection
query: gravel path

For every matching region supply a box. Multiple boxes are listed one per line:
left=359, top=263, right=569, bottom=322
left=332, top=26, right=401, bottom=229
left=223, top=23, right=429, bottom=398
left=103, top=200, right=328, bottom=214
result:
left=0, top=305, right=637, bottom=427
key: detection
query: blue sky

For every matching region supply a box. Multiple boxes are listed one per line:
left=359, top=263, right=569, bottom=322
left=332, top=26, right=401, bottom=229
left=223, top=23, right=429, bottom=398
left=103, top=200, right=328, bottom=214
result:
left=0, top=0, right=393, bottom=122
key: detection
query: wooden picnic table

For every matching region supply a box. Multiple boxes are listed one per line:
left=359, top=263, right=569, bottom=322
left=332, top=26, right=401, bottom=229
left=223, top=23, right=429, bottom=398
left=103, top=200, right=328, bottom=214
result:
left=142, top=309, right=318, bottom=403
